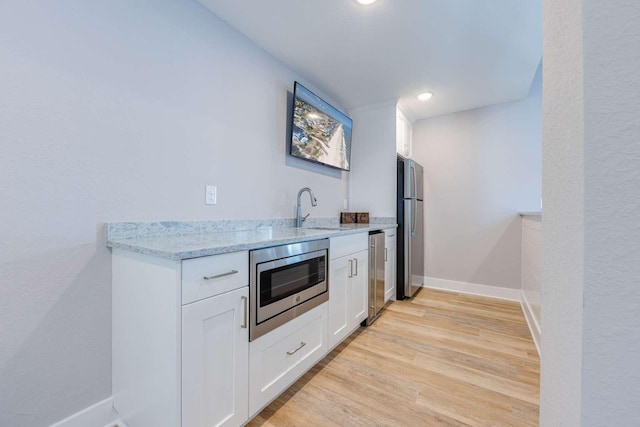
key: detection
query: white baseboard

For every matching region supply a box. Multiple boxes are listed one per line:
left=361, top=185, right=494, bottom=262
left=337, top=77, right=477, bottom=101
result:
left=520, top=291, right=541, bottom=357
left=423, top=277, right=521, bottom=302
left=49, top=397, right=123, bottom=427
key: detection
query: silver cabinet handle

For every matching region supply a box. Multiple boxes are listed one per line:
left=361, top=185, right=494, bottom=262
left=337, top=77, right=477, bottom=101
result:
left=286, top=341, right=306, bottom=355
left=203, top=270, right=238, bottom=280
left=354, top=258, right=358, bottom=276
left=384, top=248, right=388, bottom=262
left=241, top=296, right=248, bottom=329
left=348, top=259, right=353, bottom=278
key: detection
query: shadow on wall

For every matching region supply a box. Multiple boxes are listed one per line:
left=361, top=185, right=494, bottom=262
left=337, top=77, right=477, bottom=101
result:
left=0, top=226, right=112, bottom=427
left=469, top=216, right=523, bottom=288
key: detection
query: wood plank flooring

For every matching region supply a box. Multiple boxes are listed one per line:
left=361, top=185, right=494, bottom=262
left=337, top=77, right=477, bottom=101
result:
left=248, top=288, right=540, bottom=427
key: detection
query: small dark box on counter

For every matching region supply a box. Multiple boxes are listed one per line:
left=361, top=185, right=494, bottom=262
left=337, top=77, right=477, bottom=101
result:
left=356, top=212, right=369, bottom=224
left=340, top=212, right=357, bottom=224
left=340, top=212, right=369, bottom=223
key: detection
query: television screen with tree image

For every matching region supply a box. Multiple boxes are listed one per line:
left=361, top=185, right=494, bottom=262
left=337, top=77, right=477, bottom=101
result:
left=290, top=82, right=353, bottom=171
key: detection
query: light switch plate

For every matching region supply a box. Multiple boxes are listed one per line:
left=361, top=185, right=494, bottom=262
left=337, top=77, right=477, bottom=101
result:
left=205, top=185, right=217, bottom=205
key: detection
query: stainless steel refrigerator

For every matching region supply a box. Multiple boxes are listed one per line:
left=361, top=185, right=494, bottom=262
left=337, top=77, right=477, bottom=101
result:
left=397, top=156, right=424, bottom=299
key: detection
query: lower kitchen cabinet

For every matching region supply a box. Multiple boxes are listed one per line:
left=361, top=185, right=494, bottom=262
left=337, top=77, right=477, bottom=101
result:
left=248, top=303, right=328, bottom=417
left=182, top=287, right=249, bottom=427
left=349, top=250, right=369, bottom=325
left=327, top=233, right=369, bottom=350
left=112, top=229, right=390, bottom=427
left=112, top=249, right=250, bottom=427
left=384, top=229, right=397, bottom=303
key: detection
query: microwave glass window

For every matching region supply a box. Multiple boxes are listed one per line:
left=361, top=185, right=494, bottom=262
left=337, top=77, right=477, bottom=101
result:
left=259, top=256, right=325, bottom=307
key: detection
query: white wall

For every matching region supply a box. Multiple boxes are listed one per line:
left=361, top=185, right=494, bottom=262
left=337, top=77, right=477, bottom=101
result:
left=541, top=0, right=640, bottom=425
left=581, top=0, right=640, bottom=421
left=348, top=102, right=397, bottom=216
left=0, top=1, right=350, bottom=425
left=540, top=0, right=584, bottom=423
left=412, top=67, right=542, bottom=290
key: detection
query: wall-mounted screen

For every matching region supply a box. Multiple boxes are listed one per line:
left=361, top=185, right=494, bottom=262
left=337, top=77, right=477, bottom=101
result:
left=289, top=82, right=353, bottom=171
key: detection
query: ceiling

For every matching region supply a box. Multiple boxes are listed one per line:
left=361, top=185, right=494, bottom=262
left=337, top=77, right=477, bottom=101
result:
left=197, top=0, right=541, bottom=121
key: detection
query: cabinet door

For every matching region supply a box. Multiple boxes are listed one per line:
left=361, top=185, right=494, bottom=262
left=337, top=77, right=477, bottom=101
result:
left=349, top=250, right=369, bottom=326
left=384, top=240, right=396, bottom=303
left=328, top=256, right=350, bottom=349
left=182, top=287, right=249, bottom=427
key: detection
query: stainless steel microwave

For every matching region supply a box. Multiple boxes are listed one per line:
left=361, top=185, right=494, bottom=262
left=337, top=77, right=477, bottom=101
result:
left=249, top=239, right=329, bottom=341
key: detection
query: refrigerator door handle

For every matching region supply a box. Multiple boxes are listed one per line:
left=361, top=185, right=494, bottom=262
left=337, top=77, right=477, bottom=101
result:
left=411, top=164, right=417, bottom=199
left=411, top=201, right=416, bottom=236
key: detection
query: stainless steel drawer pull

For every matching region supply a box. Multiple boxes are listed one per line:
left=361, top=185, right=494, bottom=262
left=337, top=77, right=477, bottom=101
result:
left=203, top=270, right=238, bottom=280
left=354, top=258, right=358, bottom=276
left=241, top=296, right=248, bottom=329
left=348, top=260, right=353, bottom=278
left=286, top=341, right=306, bottom=355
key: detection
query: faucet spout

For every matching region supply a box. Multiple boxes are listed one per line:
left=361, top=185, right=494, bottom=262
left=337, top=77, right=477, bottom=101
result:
left=296, top=187, right=317, bottom=227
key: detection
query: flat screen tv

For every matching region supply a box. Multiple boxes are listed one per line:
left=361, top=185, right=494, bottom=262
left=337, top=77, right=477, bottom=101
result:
left=289, top=82, right=353, bottom=171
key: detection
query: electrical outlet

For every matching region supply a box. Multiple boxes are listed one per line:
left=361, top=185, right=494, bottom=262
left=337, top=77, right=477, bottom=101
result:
left=343, top=199, right=348, bottom=210
left=205, top=185, right=217, bottom=205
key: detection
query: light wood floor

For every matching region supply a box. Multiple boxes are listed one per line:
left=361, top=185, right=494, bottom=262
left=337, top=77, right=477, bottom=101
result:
left=248, top=288, right=540, bottom=427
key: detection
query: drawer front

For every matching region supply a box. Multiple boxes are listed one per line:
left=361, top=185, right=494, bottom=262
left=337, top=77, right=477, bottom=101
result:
left=249, top=303, right=328, bottom=416
left=330, top=233, right=368, bottom=260
left=182, top=251, right=248, bottom=305
left=384, top=228, right=397, bottom=245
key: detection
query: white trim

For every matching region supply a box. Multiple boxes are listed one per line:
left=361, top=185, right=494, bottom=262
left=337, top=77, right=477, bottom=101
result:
left=48, top=397, right=122, bottom=427
left=520, top=291, right=541, bottom=357
left=423, top=277, right=522, bottom=302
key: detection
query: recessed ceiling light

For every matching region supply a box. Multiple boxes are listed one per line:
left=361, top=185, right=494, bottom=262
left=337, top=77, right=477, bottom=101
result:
left=417, top=92, right=433, bottom=101
left=356, top=0, right=377, bottom=5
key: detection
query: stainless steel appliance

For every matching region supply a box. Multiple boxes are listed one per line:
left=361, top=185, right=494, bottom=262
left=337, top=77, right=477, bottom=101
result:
left=397, top=156, right=425, bottom=299
left=364, top=231, right=385, bottom=325
left=249, top=239, right=329, bottom=341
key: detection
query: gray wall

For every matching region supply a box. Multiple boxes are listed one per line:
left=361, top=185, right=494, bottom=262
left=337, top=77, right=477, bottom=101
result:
left=0, top=1, right=350, bottom=425
left=348, top=103, right=397, bottom=217
left=540, top=0, right=584, bottom=423
left=411, top=67, right=542, bottom=289
left=542, top=0, right=640, bottom=424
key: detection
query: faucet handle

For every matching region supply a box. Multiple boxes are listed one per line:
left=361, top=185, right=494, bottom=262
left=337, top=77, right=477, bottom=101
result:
left=302, top=213, right=311, bottom=223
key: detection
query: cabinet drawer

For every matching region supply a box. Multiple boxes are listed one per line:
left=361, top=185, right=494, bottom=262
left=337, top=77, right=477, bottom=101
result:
left=384, top=228, right=397, bottom=245
left=330, top=233, right=368, bottom=260
left=182, top=251, right=248, bottom=305
left=249, top=303, right=328, bottom=416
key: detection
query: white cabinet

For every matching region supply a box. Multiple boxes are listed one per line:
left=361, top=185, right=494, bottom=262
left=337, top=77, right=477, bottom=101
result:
left=327, top=233, right=369, bottom=350
left=112, top=250, right=250, bottom=427
left=248, top=303, right=327, bottom=417
left=350, top=250, right=369, bottom=324
left=328, top=256, right=350, bottom=347
left=384, top=229, right=397, bottom=303
left=182, top=287, right=248, bottom=427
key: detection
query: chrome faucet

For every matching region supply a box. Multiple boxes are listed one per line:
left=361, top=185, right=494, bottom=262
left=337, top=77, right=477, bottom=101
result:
left=296, top=187, right=317, bottom=227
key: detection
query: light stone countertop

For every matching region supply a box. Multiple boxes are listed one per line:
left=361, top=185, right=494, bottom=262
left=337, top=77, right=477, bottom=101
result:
left=107, top=219, right=396, bottom=260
